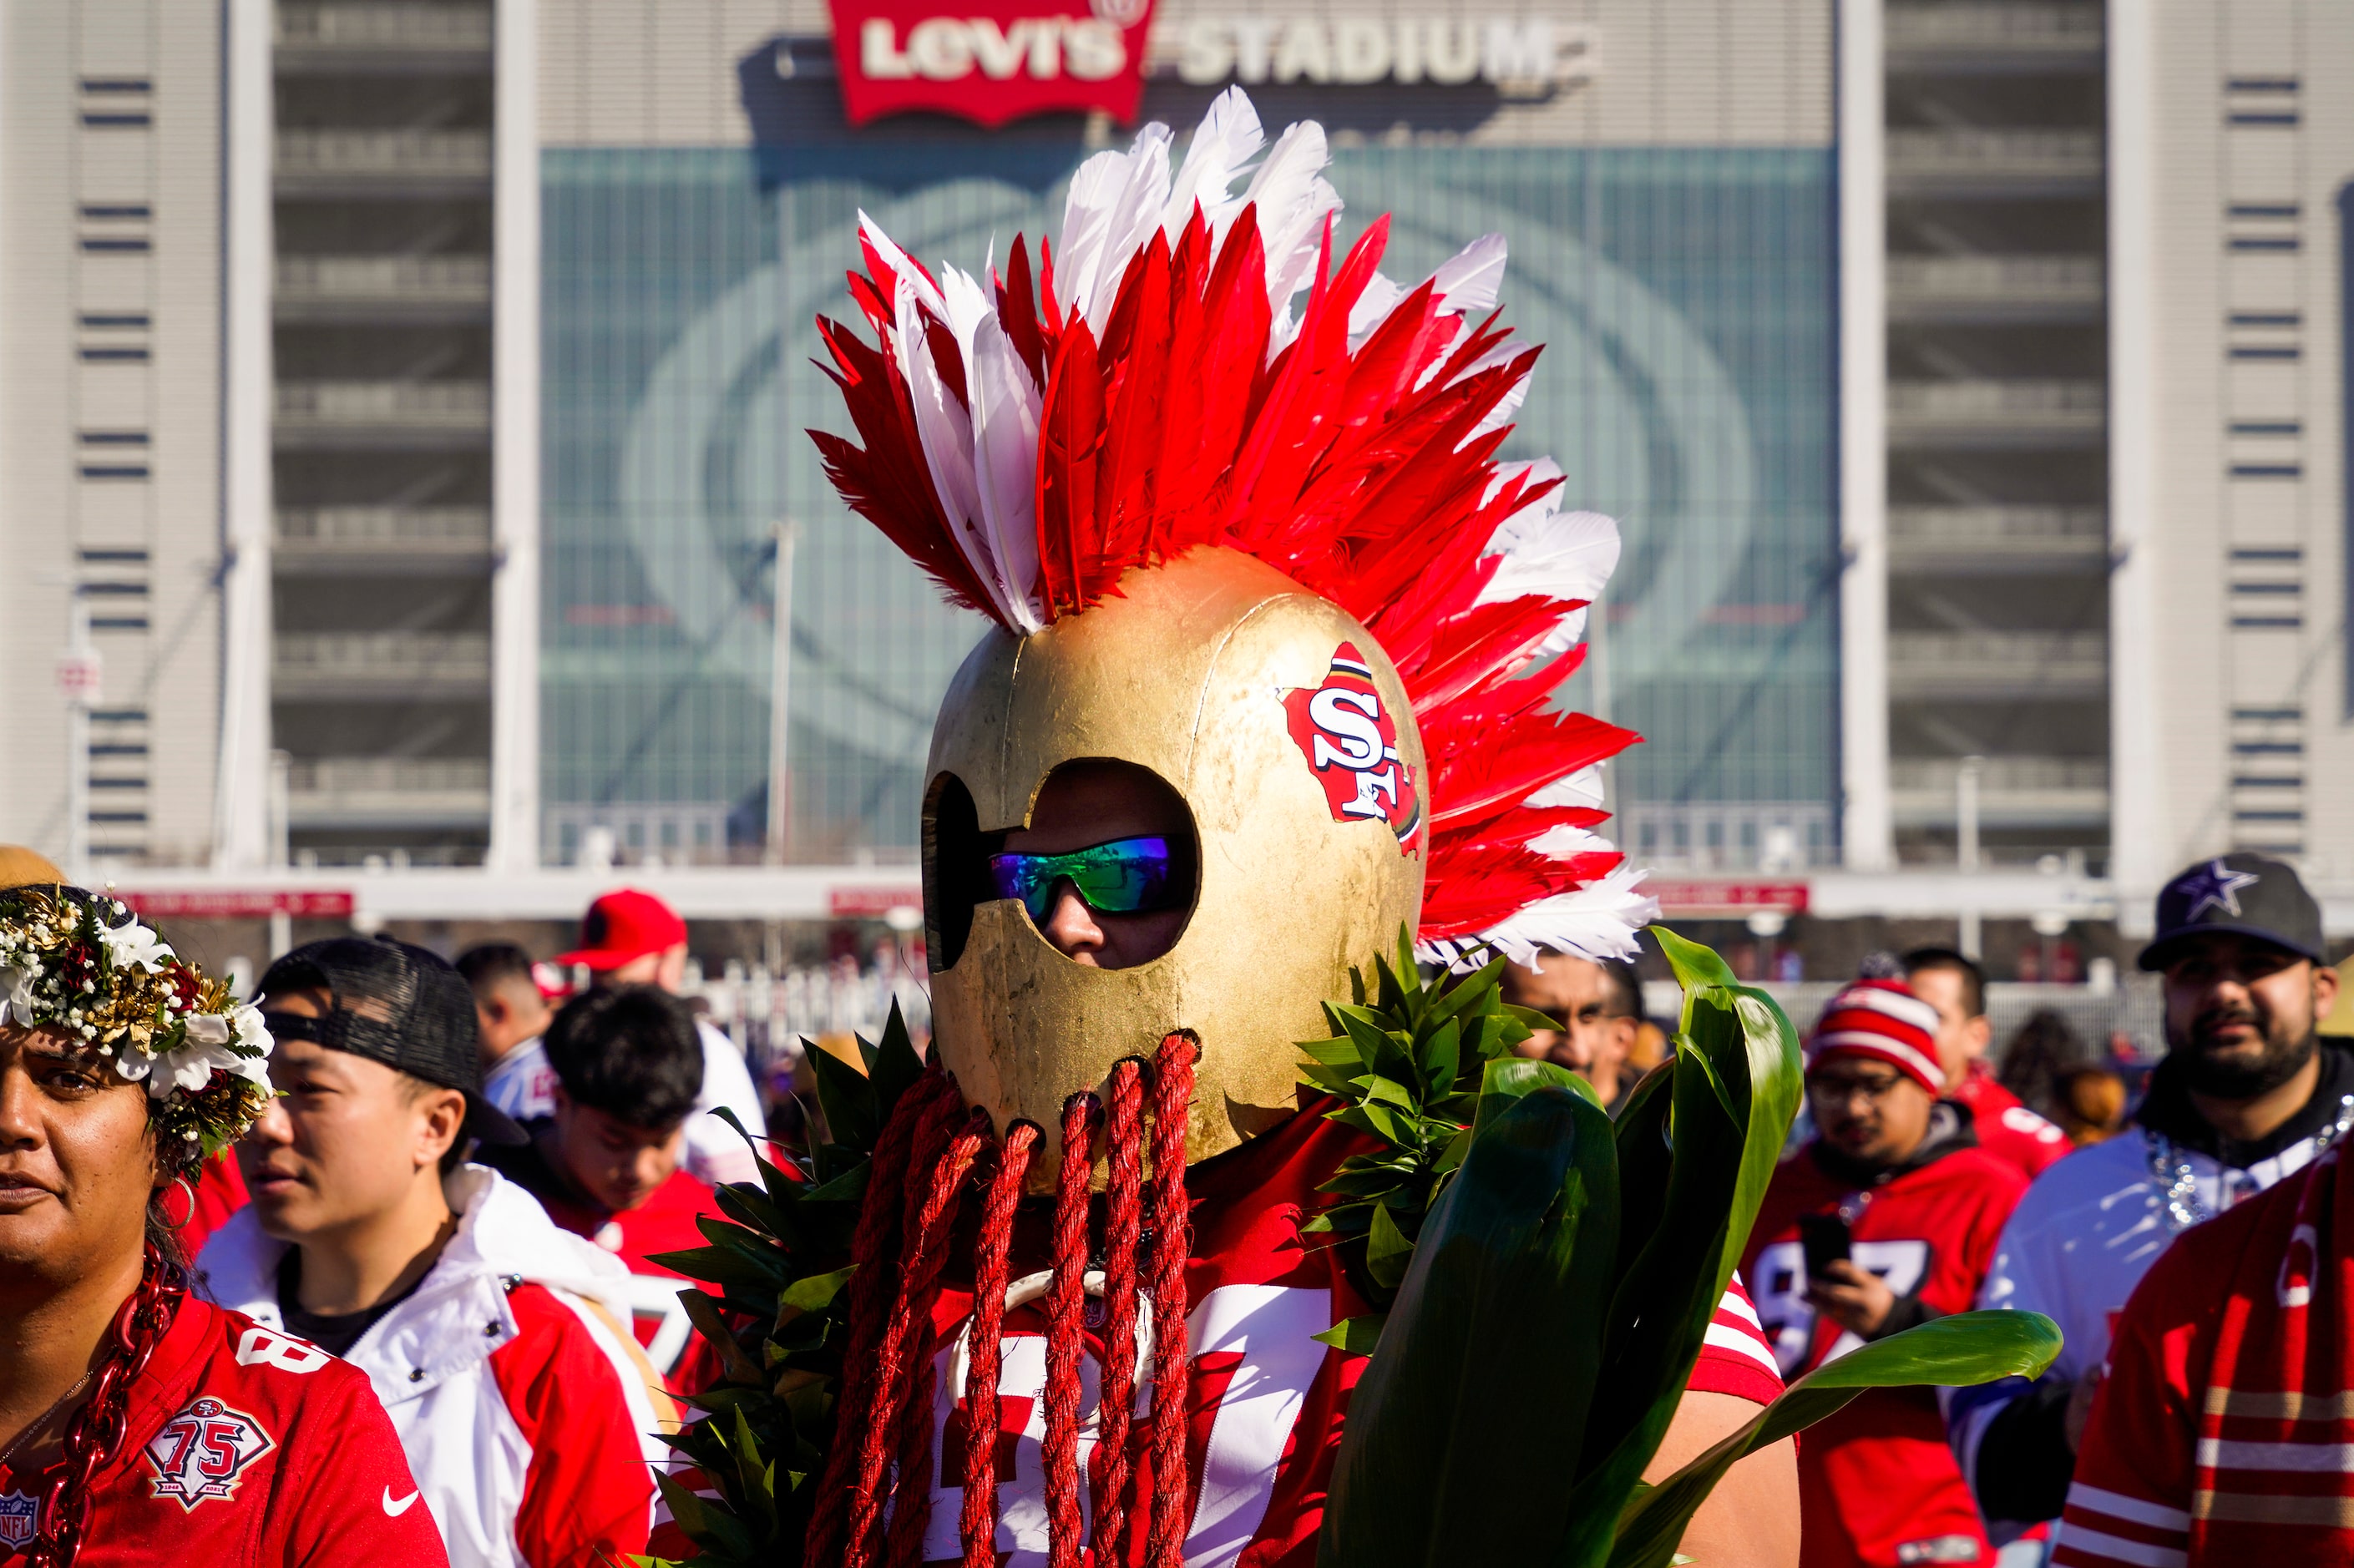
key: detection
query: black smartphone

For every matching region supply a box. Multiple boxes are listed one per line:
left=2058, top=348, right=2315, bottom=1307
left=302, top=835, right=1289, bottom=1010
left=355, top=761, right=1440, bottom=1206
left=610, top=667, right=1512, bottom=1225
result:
left=1799, top=1212, right=1852, bottom=1280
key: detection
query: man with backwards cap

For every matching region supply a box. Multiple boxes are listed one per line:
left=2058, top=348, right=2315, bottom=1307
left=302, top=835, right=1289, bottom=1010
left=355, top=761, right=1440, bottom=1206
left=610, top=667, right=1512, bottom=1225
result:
left=550, top=888, right=767, bottom=1186
left=1949, top=854, right=2347, bottom=1554
left=196, top=938, right=671, bottom=1568
left=1744, top=978, right=2032, bottom=1568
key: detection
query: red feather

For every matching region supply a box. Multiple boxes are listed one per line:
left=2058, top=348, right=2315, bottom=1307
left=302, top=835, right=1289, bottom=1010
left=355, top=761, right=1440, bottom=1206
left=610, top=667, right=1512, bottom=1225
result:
left=818, top=188, right=1646, bottom=956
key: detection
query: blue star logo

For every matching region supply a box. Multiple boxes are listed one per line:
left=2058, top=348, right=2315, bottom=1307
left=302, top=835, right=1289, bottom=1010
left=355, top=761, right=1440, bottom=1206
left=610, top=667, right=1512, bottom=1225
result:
left=2179, top=858, right=2261, bottom=921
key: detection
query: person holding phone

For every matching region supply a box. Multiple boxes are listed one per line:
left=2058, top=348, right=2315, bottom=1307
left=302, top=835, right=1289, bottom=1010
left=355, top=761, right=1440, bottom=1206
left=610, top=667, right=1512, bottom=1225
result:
left=1742, top=979, right=2032, bottom=1568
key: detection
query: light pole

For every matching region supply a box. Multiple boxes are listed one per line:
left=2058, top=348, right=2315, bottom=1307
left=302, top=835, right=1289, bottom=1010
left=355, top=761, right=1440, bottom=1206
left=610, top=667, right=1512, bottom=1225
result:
left=1956, top=754, right=1985, bottom=959
left=765, top=520, right=799, bottom=866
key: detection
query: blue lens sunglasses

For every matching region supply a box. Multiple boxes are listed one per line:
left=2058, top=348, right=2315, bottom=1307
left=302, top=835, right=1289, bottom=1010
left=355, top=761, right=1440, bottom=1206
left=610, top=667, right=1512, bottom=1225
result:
left=986, top=836, right=1182, bottom=920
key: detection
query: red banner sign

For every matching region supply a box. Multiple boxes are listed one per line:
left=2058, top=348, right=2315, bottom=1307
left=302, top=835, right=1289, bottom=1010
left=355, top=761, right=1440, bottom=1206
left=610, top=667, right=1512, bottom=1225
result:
left=828, top=886, right=924, bottom=918
left=827, top=0, right=1155, bottom=129
left=117, top=889, right=356, bottom=920
left=1643, top=880, right=1810, bottom=917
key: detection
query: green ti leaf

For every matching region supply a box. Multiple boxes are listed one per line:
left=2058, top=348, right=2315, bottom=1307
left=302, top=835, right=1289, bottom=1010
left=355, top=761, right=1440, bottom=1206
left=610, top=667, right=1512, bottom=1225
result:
left=1319, top=1086, right=1621, bottom=1568
left=1605, top=1313, right=2063, bottom=1568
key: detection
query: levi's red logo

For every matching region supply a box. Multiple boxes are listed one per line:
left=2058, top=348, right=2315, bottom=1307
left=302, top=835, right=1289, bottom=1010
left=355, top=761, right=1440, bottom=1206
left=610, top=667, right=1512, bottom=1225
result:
left=1283, top=642, right=1422, bottom=848
left=145, top=1397, right=274, bottom=1509
left=826, top=0, right=1155, bottom=129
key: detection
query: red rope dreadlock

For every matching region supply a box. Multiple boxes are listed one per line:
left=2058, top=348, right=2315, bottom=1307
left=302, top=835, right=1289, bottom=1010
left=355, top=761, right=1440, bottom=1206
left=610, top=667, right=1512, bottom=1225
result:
left=1143, top=1034, right=1199, bottom=1568
left=957, top=1120, right=1040, bottom=1568
left=883, top=1108, right=994, bottom=1568
left=1042, top=1093, right=1099, bottom=1568
left=846, top=1084, right=970, bottom=1567
left=1088, top=1060, right=1149, bottom=1564
left=807, top=1069, right=956, bottom=1565
left=822, top=1040, right=1200, bottom=1565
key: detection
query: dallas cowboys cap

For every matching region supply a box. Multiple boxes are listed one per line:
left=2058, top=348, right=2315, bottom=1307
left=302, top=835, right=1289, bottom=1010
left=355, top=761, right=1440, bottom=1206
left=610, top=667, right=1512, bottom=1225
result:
left=2137, top=852, right=2326, bottom=972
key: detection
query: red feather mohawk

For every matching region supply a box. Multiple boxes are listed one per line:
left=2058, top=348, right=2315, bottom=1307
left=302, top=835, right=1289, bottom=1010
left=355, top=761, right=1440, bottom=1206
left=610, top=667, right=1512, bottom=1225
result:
left=814, top=87, right=1656, bottom=969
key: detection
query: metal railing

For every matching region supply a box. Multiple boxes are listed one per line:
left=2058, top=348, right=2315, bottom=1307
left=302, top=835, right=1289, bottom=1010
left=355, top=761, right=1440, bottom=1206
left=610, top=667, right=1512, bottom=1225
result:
left=1889, top=506, right=2105, bottom=544
left=1884, top=3, right=2103, bottom=52
left=286, top=756, right=491, bottom=824
left=1887, top=255, right=2103, bottom=306
left=1887, top=631, right=2108, bottom=694
left=276, top=506, right=491, bottom=548
left=686, top=957, right=935, bottom=1067
left=276, top=255, right=490, bottom=306
left=1886, top=129, right=2102, bottom=180
left=275, top=381, right=490, bottom=432
left=276, top=5, right=493, bottom=50
left=275, top=130, right=490, bottom=179
left=273, top=632, right=491, bottom=688
left=1887, top=379, right=2106, bottom=433
left=288, top=756, right=490, bottom=793
left=1891, top=756, right=2109, bottom=792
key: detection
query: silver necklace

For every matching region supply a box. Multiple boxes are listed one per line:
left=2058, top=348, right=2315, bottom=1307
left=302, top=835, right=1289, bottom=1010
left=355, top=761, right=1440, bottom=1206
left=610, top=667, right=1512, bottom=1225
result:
left=0, top=1369, right=97, bottom=1476
left=2146, top=1092, right=2354, bottom=1233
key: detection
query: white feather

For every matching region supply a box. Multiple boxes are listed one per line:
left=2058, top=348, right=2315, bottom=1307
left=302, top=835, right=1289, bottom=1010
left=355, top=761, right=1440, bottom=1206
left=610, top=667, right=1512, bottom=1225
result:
left=1056, top=147, right=1134, bottom=327
left=1430, top=233, right=1508, bottom=316
left=1084, top=123, right=1174, bottom=334
left=1481, top=488, right=1622, bottom=609
left=1419, top=862, right=1657, bottom=973
left=896, top=276, right=1011, bottom=623
left=859, top=211, right=945, bottom=321
left=1346, top=271, right=1409, bottom=349
left=1526, top=822, right=1614, bottom=860
left=941, top=268, right=1046, bottom=632
left=1526, top=766, right=1606, bottom=812
left=1165, top=86, right=1265, bottom=237
left=1238, top=123, right=1340, bottom=311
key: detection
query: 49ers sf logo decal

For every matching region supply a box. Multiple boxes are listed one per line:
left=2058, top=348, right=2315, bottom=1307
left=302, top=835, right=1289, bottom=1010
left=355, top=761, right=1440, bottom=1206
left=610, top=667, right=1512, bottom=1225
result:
left=1282, top=642, right=1421, bottom=847
left=144, top=1396, right=274, bottom=1510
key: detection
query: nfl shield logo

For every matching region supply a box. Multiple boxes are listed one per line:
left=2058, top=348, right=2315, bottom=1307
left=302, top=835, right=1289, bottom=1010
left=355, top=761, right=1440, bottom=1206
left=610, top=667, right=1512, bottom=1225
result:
left=0, top=1490, right=38, bottom=1547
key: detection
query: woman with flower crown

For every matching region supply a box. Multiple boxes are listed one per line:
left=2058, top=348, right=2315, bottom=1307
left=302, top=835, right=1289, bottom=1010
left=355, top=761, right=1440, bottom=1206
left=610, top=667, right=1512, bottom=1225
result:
left=0, top=883, right=446, bottom=1567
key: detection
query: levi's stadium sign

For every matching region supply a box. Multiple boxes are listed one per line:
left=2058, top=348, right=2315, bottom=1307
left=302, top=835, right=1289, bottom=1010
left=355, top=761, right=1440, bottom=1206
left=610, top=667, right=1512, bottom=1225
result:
left=1174, top=18, right=1597, bottom=89
left=828, top=0, right=1156, bottom=128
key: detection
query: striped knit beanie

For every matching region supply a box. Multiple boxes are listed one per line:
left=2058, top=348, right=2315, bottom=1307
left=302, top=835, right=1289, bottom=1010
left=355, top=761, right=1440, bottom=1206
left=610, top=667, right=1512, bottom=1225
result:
left=1806, top=979, right=1944, bottom=1095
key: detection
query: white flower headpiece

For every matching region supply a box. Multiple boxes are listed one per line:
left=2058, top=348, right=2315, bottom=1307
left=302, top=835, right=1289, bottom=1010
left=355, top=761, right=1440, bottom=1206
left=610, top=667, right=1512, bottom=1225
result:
left=0, top=886, right=275, bottom=1159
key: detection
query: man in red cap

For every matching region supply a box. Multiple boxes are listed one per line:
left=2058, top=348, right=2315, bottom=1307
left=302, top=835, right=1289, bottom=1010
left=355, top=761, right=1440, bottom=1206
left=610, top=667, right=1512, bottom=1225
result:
left=554, top=888, right=767, bottom=1186
left=1742, top=979, right=2033, bottom=1567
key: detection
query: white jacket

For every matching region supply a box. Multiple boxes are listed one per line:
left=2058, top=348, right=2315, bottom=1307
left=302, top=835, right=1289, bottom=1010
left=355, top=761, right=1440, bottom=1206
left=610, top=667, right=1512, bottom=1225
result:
left=1947, top=1117, right=2346, bottom=1540
left=198, top=1166, right=671, bottom=1568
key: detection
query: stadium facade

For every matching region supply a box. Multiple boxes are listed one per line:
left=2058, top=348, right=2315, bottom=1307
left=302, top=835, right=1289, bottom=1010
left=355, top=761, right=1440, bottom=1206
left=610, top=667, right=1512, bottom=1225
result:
left=0, top=0, right=2348, bottom=952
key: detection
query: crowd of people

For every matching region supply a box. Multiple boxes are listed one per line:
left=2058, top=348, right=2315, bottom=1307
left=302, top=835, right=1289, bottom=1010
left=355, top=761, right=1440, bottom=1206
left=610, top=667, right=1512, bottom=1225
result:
left=1489, top=848, right=2351, bottom=1567
left=1, top=839, right=2350, bottom=1568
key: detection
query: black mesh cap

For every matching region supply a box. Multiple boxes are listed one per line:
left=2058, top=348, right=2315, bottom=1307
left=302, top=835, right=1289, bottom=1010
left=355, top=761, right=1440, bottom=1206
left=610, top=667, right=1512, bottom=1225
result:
left=257, top=937, right=529, bottom=1146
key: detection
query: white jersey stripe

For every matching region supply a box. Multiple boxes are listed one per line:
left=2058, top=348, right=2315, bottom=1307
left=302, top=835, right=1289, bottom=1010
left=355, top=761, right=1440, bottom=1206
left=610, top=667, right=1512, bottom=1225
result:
left=2063, top=1484, right=2191, bottom=1534
left=1701, top=1322, right=1781, bottom=1375
left=2053, top=1522, right=2189, bottom=1568
left=2195, top=1436, right=2354, bottom=1472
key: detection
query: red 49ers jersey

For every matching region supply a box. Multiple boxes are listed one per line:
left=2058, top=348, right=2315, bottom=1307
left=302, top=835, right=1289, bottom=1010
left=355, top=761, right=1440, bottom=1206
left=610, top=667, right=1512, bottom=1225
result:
left=0, top=1297, right=445, bottom=1566
left=904, top=1102, right=1781, bottom=1567
left=1952, top=1069, right=2070, bottom=1181
left=1743, top=1141, right=2028, bottom=1568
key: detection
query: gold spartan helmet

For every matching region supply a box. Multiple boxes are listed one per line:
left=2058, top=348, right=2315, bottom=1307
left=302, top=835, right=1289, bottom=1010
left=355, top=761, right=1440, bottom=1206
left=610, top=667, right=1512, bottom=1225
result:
left=922, top=547, right=1426, bottom=1176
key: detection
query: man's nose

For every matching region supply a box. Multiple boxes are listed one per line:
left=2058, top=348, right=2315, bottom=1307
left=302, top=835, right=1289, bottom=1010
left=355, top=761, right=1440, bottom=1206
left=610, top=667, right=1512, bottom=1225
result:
left=246, top=1096, right=295, bottom=1146
left=1039, top=880, right=1107, bottom=964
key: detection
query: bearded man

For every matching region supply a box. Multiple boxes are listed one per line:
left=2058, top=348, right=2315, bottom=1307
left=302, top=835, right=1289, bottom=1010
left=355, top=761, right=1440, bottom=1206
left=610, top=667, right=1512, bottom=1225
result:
left=1950, top=853, right=2346, bottom=1548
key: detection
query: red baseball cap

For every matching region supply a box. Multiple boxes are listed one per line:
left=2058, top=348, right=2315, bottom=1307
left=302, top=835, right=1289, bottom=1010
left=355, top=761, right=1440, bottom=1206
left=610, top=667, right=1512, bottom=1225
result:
left=554, top=888, right=688, bottom=972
